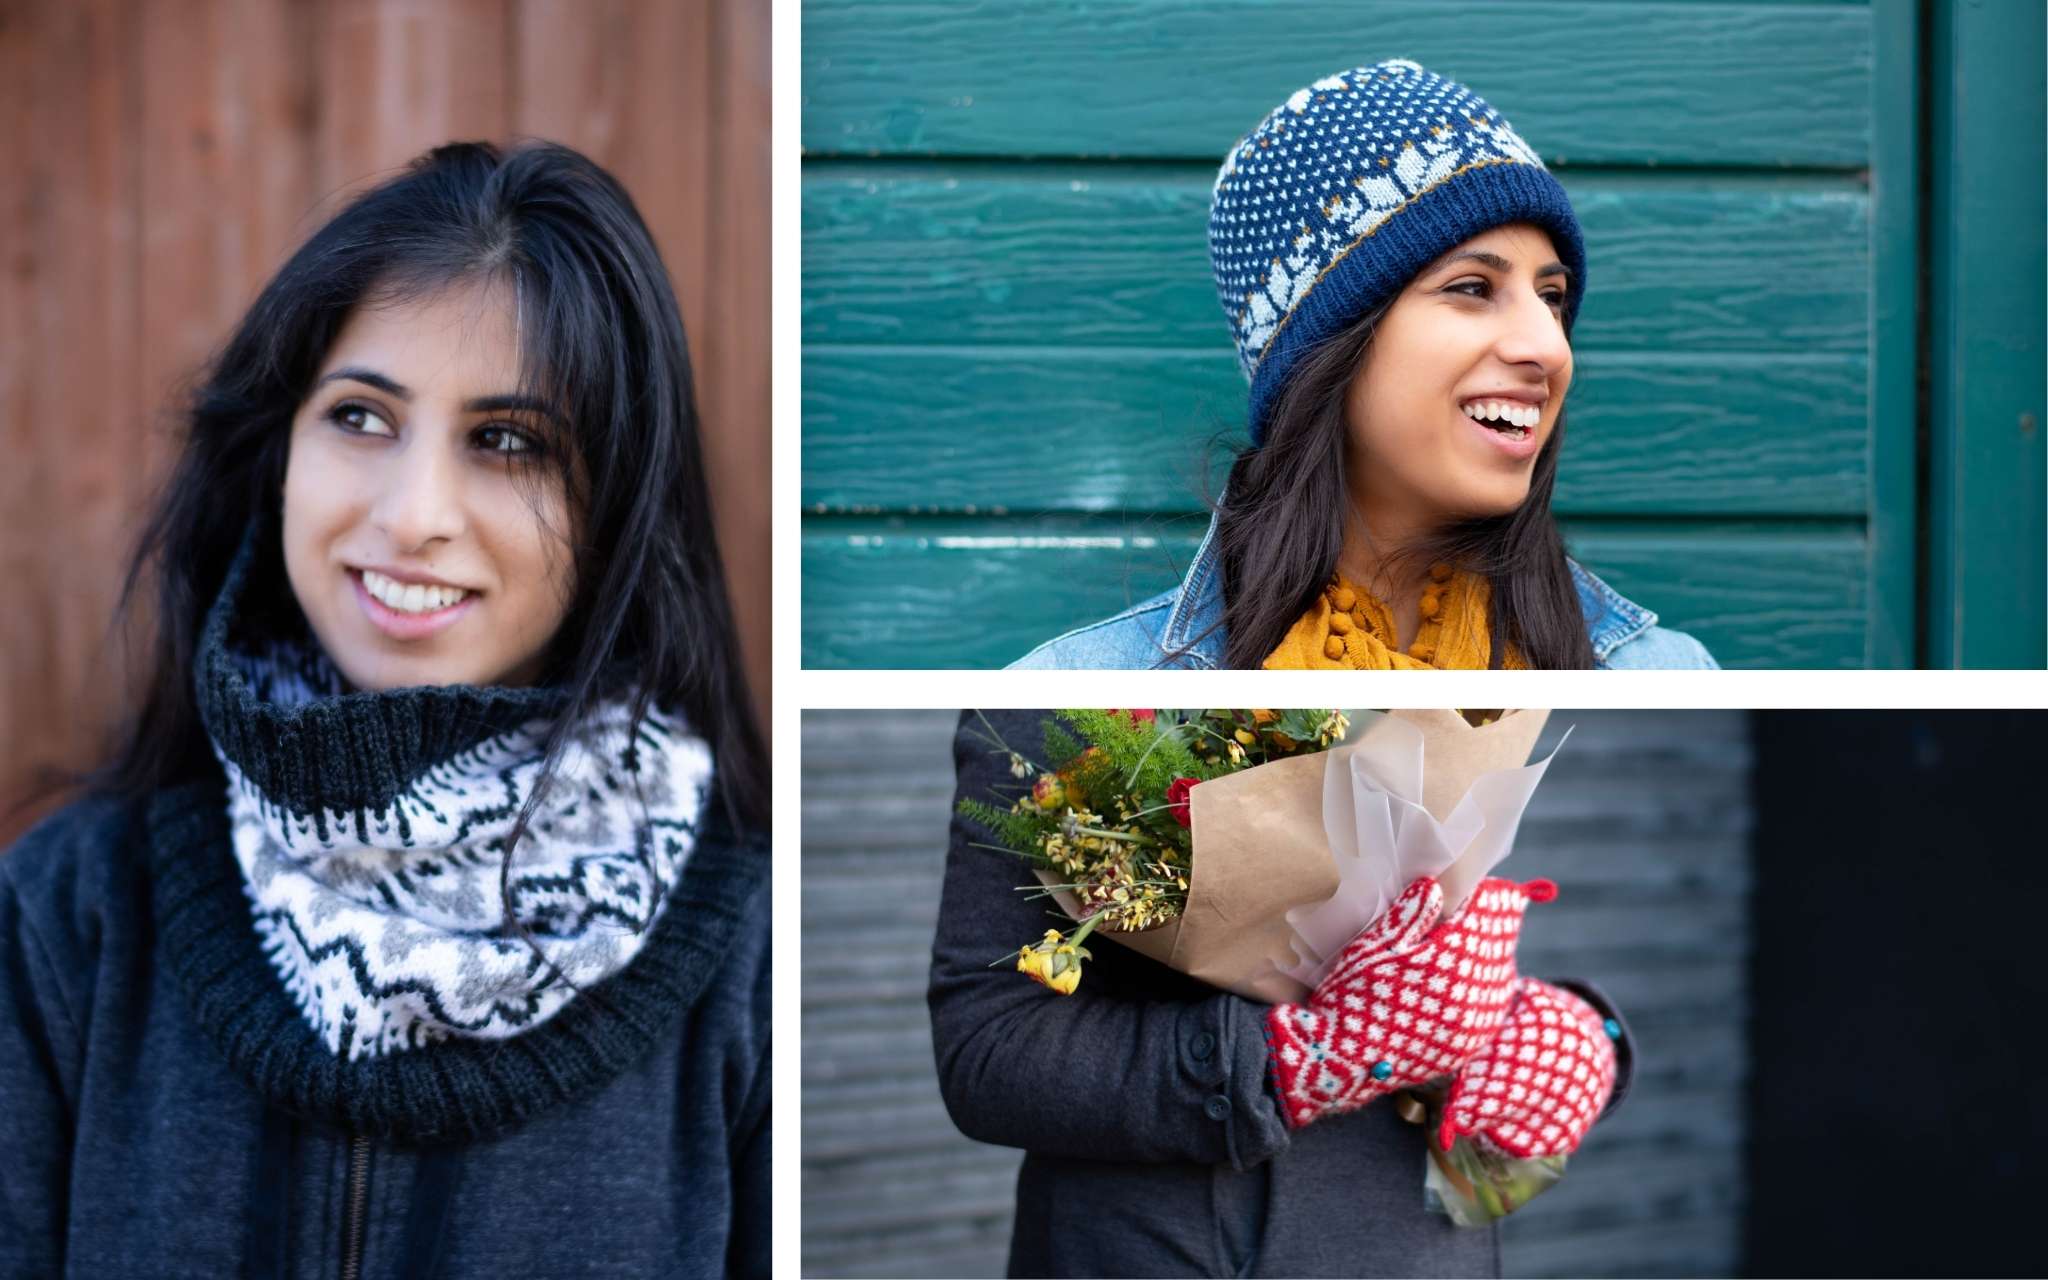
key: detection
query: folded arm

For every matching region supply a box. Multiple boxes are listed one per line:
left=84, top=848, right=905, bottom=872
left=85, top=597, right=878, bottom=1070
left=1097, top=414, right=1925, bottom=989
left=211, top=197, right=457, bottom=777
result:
left=926, top=710, right=1289, bottom=1169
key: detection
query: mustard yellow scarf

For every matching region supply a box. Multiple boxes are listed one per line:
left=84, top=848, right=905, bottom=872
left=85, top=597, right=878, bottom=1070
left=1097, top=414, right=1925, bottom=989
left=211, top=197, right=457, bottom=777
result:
left=1263, top=564, right=1526, bottom=670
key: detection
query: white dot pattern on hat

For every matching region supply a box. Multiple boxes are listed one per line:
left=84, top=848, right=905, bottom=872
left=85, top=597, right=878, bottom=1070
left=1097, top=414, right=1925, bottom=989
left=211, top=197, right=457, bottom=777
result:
left=1208, top=58, right=1552, bottom=378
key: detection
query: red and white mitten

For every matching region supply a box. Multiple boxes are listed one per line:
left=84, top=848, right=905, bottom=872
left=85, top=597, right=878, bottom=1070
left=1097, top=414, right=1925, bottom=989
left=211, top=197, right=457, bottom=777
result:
left=1266, top=875, right=1556, bottom=1130
left=1437, top=976, right=1620, bottom=1158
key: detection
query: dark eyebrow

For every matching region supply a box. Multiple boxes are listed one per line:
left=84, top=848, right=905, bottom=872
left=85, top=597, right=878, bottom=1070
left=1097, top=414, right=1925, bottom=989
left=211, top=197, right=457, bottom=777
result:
left=317, top=367, right=411, bottom=399
left=1433, top=250, right=1571, bottom=281
left=315, top=368, right=565, bottom=424
left=462, top=393, right=568, bottom=425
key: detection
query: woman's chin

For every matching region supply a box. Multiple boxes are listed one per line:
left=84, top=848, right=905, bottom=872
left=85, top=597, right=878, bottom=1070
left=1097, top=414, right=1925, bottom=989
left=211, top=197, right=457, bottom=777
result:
left=324, top=645, right=489, bottom=694
left=1436, top=481, right=1534, bottom=522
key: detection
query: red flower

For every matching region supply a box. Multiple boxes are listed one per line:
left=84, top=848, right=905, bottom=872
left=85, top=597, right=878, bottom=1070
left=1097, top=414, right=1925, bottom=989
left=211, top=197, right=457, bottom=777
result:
left=1165, top=776, right=1198, bottom=827
left=1108, top=708, right=1158, bottom=724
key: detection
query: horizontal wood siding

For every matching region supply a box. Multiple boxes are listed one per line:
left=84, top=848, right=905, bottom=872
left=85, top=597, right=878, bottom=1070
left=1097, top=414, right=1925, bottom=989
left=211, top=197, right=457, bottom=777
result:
left=800, top=709, right=1756, bottom=1278
left=801, top=0, right=1903, bottom=668
left=801, top=519, right=1868, bottom=669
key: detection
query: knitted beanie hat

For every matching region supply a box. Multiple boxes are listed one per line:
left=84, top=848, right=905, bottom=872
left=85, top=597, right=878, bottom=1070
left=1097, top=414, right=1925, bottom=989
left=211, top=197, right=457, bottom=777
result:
left=1209, top=59, right=1587, bottom=445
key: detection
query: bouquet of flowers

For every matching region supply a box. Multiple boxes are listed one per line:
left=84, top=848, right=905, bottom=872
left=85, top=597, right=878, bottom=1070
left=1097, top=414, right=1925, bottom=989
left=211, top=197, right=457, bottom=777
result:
left=960, top=707, right=1589, bottom=1227
left=956, top=708, right=1351, bottom=995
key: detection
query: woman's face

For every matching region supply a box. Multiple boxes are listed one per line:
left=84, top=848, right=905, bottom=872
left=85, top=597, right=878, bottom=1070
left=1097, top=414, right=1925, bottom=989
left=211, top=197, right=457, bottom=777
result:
left=1343, top=222, right=1574, bottom=540
left=282, top=278, right=576, bottom=691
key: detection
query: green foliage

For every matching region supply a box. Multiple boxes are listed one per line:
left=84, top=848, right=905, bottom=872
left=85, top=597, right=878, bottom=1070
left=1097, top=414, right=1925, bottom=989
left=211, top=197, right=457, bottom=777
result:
left=1040, top=718, right=1085, bottom=771
left=955, top=796, right=1049, bottom=865
left=955, top=709, right=1351, bottom=873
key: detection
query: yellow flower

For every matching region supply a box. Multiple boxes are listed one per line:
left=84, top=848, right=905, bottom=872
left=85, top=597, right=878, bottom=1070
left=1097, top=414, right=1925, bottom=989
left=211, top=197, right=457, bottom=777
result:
left=1017, top=929, right=1086, bottom=995
left=1043, top=951, right=1082, bottom=995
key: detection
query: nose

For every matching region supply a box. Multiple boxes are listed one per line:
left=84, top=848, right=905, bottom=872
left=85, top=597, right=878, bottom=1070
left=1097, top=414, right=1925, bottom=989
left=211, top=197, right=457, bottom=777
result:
left=370, top=431, right=468, bottom=551
left=1493, top=282, right=1573, bottom=382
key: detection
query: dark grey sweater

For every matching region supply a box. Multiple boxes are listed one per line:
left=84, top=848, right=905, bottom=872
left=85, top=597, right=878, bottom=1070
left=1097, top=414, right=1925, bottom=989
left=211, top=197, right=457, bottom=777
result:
left=929, top=710, right=1635, bottom=1280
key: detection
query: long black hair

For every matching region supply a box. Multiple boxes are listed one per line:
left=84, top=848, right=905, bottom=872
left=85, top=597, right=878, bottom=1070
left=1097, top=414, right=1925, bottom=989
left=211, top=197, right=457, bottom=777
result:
left=93, top=140, right=768, bottom=830
left=1210, top=300, right=1595, bottom=670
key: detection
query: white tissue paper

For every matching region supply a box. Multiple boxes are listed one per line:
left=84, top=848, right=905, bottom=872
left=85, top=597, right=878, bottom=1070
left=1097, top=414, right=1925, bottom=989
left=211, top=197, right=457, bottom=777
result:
left=1278, top=710, right=1570, bottom=991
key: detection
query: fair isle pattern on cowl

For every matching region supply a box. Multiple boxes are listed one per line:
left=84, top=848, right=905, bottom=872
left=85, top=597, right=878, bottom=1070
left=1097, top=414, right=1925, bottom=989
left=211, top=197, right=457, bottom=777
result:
left=214, top=641, right=715, bottom=1060
left=1208, top=58, right=1587, bottom=443
left=1266, top=876, right=1548, bottom=1129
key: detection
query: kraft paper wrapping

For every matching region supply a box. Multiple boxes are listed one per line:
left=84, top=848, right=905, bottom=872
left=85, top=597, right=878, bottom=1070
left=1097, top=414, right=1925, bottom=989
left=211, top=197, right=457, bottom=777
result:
left=1036, top=709, right=1553, bottom=1004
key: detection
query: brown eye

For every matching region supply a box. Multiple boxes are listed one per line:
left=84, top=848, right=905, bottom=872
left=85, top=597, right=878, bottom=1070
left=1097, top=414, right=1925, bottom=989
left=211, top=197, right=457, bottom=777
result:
left=325, top=401, right=395, bottom=437
left=476, top=424, right=543, bottom=456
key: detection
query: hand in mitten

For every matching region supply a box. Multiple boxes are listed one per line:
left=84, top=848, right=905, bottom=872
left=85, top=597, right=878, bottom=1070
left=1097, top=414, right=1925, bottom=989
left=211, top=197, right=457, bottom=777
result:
left=1436, top=976, right=1620, bottom=1158
left=1266, top=875, right=1557, bottom=1130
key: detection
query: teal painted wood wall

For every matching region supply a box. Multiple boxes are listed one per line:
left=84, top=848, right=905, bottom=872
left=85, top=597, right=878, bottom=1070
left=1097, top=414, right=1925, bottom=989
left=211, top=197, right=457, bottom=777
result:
left=1926, top=0, right=2046, bottom=667
left=803, top=1, right=1935, bottom=668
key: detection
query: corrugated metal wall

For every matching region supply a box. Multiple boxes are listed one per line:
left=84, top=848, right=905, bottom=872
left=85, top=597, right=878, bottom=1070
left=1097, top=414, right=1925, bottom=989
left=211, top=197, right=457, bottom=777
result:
left=801, top=709, right=1755, bottom=1279
left=0, top=0, right=770, bottom=845
left=799, top=0, right=1919, bottom=668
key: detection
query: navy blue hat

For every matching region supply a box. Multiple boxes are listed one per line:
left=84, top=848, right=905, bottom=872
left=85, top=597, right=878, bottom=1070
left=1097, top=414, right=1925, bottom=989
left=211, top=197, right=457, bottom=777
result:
left=1209, top=59, right=1587, bottom=445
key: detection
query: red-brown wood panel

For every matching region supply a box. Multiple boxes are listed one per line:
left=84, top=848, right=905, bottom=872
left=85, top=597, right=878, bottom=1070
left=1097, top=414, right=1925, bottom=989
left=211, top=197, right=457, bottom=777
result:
left=317, top=0, right=510, bottom=206
left=0, top=0, right=142, bottom=839
left=1, top=0, right=773, bottom=846
left=138, top=0, right=320, bottom=490
left=702, top=0, right=772, bottom=734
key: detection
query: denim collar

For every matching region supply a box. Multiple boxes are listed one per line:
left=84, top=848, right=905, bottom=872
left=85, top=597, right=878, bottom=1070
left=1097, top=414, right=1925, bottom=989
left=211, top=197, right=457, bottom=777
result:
left=1156, top=509, right=1656, bottom=667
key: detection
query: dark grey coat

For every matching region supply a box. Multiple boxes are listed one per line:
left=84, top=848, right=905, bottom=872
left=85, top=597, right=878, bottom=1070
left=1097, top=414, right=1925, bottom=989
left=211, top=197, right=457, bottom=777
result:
left=0, top=789, right=771, bottom=1279
left=929, top=710, right=1635, bottom=1279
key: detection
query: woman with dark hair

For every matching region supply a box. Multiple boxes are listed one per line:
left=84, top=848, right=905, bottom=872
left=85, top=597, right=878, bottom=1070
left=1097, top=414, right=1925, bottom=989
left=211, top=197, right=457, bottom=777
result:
left=1012, top=60, right=1716, bottom=670
left=0, top=141, right=769, bottom=1276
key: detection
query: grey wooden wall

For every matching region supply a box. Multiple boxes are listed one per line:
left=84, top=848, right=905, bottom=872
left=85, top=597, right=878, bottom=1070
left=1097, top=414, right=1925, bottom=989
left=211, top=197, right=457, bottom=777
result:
left=801, top=710, right=1755, bottom=1278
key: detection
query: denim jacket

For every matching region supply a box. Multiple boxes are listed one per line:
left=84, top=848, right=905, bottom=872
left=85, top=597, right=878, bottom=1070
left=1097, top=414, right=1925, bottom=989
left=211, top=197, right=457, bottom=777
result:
left=1011, top=512, right=1718, bottom=670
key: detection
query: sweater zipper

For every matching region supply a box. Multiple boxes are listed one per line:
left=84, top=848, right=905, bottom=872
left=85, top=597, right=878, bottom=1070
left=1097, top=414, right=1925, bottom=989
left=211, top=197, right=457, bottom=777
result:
left=339, top=1133, right=371, bottom=1280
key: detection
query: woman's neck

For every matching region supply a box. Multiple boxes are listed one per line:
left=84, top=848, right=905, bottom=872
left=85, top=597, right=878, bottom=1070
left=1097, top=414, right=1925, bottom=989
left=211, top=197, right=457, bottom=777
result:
left=1335, top=519, right=1432, bottom=650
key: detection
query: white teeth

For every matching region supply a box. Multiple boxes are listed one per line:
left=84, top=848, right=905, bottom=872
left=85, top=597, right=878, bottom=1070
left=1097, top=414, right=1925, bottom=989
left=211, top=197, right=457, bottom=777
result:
left=360, top=569, right=469, bottom=615
left=1461, top=400, right=1541, bottom=429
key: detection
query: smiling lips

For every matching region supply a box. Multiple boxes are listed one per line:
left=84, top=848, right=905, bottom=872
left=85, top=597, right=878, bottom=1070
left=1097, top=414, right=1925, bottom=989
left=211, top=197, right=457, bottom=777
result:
left=1460, top=395, right=1544, bottom=437
left=1457, top=397, right=1545, bottom=459
left=359, top=568, right=471, bottom=614
left=350, top=568, right=477, bottom=640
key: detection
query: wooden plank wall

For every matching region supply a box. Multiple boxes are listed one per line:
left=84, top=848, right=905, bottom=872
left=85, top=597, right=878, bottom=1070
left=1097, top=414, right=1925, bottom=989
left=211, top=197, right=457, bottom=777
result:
left=800, top=0, right=1911, bottom=668
left=801, top=709, right=1755, bottom=1279
left=0, top=0, right=769, bottom=846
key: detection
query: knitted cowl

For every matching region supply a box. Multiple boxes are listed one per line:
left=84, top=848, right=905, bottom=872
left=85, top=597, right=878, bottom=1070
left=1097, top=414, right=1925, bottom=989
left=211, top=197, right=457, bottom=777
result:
left=145, top=530, right=765, bottom=1143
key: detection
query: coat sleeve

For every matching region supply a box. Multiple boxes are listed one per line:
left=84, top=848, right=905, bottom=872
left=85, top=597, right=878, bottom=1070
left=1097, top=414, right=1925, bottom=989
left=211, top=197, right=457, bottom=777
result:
left=0, top=814, right=91, bottom=1276
left=926, top=710, right=1290, bottom=1170
left=725, top=868, right=772, bottom=1280
left=1549, top=977, right=1636, bottom=1123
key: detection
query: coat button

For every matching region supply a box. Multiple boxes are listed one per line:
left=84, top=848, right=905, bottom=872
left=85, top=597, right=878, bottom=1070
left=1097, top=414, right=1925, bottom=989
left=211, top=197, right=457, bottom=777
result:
left=1189, top=1031, right=1216, bottom=1061
left=1204, top=1095, right=1232, bottom=1121
left=1603, top=1019, right=1621, bottom=1041
left=1371, top=1060, right=1394, bottom=1081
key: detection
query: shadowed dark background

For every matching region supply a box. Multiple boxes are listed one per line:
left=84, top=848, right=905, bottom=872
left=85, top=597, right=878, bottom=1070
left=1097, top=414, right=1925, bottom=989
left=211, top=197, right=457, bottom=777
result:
left=1748, top=711, right=2039, bottom=1278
